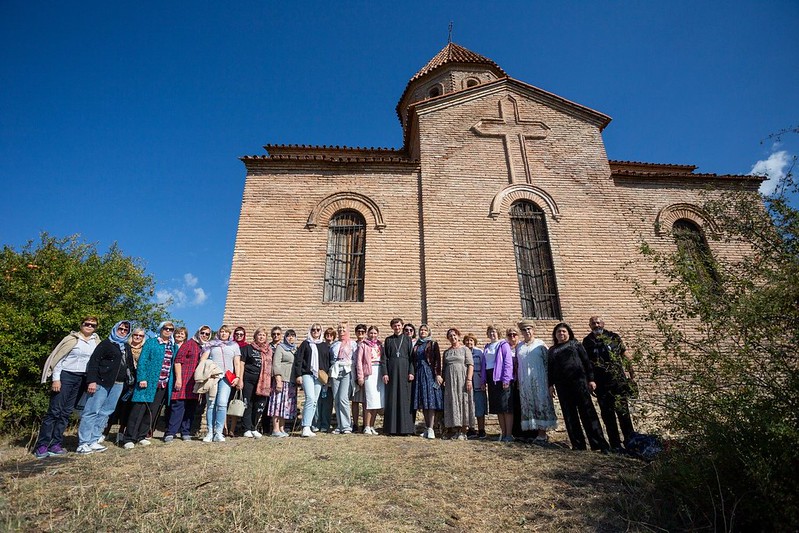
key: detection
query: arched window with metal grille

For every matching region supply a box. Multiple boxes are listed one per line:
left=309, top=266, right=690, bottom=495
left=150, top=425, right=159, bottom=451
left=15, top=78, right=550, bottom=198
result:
left=672, top=218, right=719, bottom=286
left=324, top=210, right=366, bottom=302
left=509, top=200, right=561, bottom=319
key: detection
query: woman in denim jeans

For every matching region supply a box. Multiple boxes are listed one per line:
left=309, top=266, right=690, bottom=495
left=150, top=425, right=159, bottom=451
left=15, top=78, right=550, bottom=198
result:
left=199, top=325, right=242, bottom=442
left=76, top=320, right=134, bottom=454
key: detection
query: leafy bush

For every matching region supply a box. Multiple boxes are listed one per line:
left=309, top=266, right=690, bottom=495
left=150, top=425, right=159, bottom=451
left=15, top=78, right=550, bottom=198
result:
left=0, top=234, right=167, bottom=434
left=628, top=146, right=798, bottom=531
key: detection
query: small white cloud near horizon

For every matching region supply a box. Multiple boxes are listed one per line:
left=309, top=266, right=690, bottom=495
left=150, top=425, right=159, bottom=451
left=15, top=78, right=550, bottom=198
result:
left=156, top=273, right=209, bottom=309
left=750, top=150, right=792, bottom=195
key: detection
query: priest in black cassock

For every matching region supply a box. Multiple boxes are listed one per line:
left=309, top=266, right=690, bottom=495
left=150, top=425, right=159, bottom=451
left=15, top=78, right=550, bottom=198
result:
left=382, top=318, right=416, bottom=435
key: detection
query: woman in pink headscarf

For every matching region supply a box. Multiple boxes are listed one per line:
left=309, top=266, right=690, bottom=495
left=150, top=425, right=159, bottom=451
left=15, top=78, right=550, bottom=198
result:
left=329, top=321, right=357, bottom=434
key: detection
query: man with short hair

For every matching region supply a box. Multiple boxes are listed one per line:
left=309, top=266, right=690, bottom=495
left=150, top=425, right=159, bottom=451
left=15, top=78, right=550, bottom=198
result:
left=582, top=316, right=636, bottom=450
left=382, top=318, right=416, bottom=435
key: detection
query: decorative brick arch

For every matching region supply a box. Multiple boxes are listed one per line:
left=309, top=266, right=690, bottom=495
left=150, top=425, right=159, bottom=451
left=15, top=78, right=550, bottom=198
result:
left=306, top=192, right=386, bottom=231
left=655, top=203, right=718, bottom=236
left=489, top=184, right=561, bottom=220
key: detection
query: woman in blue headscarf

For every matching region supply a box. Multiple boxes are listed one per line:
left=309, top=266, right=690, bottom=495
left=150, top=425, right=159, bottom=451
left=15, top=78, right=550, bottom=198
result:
left=121, top=321, right=177, bottom=449
left=76, top=320, right=135, bottom=454
left=412, top=324, right=443, bottom=439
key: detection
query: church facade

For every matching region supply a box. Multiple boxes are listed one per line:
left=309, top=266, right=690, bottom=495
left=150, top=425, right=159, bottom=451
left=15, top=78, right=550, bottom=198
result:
left=224, top=43, right=760, bottom=337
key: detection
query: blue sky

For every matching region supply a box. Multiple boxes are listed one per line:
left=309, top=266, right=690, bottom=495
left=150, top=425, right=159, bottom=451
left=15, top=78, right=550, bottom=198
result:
left=2, top=1, right=797, bottom=335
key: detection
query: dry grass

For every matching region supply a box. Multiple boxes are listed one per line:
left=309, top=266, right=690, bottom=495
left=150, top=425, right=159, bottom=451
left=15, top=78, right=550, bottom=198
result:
left=0, top=426, right=649, bottom=532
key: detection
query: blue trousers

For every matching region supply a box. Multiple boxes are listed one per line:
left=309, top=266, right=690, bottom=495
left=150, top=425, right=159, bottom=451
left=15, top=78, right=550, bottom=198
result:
left=207, top=380, right=232, bottom=436
left=78, top=381, right=124, bottom=446
left=301, top=374, right=322, bottom=428
left=166, top=399, right=199, bottom=437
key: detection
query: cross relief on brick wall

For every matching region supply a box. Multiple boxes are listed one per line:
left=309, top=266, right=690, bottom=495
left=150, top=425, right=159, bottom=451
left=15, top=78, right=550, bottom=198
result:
left=471, top=95, right=550, bottom=184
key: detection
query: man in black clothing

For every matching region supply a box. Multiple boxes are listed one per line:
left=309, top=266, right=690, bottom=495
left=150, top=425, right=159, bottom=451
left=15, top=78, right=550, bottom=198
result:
left=582, top=316, right=636, bottom=450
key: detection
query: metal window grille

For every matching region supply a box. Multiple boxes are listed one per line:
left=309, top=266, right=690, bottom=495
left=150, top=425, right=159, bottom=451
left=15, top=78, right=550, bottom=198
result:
left=324, top=210, right=366, bottom=302
left=672, top=219, right=719, bottom=284
left=509, top=201, right=562, bottom=319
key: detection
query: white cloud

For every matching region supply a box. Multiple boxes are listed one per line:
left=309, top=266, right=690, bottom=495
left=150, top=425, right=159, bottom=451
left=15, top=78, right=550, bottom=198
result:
left=192, top=287, right=208, bottom=306
left=156, top=274, right=208, bottom=309
left=750, top=150, right=792, bottom=195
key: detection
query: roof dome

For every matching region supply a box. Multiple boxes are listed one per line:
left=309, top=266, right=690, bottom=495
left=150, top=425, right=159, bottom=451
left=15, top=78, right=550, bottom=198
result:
left=396, top=43, right=507, bottom=129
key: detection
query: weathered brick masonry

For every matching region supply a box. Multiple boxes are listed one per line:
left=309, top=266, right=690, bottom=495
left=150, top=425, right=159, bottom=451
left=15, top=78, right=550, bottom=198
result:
left=225, top=42, right=761, bottom=340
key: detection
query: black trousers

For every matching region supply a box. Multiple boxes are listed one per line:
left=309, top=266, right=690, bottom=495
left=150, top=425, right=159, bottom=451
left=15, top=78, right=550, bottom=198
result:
left=241, top=378, right=267, bottom=432
left=596, top=386, right=635, bottom=448
left=555, top=379, right=609, bottom=451
left=123, top=387, right=167, bottom=444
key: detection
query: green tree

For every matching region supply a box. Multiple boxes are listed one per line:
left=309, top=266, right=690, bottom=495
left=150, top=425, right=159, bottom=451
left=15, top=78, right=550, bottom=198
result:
left=628, top=144, right=798, bottom=531
left=0, top=234, right=168, bottom=433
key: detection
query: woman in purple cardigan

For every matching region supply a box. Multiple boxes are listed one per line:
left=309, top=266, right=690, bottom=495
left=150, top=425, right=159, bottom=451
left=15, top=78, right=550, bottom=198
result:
left=487, top=325, right=515, bottom=442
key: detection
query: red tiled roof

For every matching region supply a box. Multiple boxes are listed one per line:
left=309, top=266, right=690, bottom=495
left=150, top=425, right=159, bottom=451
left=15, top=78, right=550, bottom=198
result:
left=240, top=144, right=415, bottom=164
left=409, top=42, right=506, bottom=84
left=610, top=160, right=761, bottom=181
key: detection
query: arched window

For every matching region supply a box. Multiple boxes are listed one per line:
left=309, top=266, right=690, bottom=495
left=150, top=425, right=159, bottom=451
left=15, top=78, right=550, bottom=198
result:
left=465, top=77, right=479, bottom=88
left=324, top=210, right=366, bottom=302
left=509, top=201, right=561, bottom=319
left=428, top=85, right=442, bottom=98
left=672, top=219, right=718, bottom=286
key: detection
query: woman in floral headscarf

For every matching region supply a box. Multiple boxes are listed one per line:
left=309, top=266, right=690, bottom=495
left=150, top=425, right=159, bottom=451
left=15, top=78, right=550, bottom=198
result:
left=355, top=325, right=386, bottom=435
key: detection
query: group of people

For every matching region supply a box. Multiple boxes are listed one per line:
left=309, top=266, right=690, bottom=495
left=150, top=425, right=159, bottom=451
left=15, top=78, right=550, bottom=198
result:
left=33, top=314, right=637, bottom=457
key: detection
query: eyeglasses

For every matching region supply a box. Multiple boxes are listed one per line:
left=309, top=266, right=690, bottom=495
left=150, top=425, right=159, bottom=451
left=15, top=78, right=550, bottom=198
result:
left=508, top=333, right=518, bottom=337
left=132, top=334, right=144, bottom=338
left=117, top=327, right=130, bottom=332
left=403, top=328, right=413, bottom=333
left=234, top=332, right=245, bottom=337
left=200, top=331, right=211, bottom=337
left=311, top=328, right=321, bottom=332
left=162, top=327, right=174, bottom=332
left=82, top=322, right=98, bottom=328
left=271, top=333, right=282, bottom=337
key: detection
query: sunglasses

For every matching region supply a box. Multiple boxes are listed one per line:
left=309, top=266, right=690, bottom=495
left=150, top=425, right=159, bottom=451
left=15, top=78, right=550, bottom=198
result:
left=132, top=334, right=144, bottom=338
left=234, top=332, right=245, bottom=336
left=117, top=327, right=130, bottom=332
left=200, top=331, right=211, bottom=336
left=162, top=327, right=175, bottom=332
left=82, top=322, right=98, bottom=328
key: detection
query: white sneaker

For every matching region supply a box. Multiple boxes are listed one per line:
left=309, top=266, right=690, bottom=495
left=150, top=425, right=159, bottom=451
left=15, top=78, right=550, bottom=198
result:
left=213, top=433, right=225, bottom=442
left=76, top=444, right=94, bottom=454
left=203, top=433, right=213, bottom=443
left=426, top=428, right=436, bottom=439
left=243, top=430, right=255, bottom=438
left=252, top=430, right=263, bottom=438
left=139, top=439, right=151, bottom=446
left=364, top=427, right=371, bottom=435
left=371, top=427, right=380, bottom=435
left=301, top=426, right=315, bottom=437
left=123, top=442, right=135, bottom=450
left=89, top=442, right=108, bottom=452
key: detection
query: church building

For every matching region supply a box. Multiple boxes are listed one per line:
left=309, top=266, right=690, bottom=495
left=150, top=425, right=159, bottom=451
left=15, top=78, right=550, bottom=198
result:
left=224, top=42, right=760, bottom=337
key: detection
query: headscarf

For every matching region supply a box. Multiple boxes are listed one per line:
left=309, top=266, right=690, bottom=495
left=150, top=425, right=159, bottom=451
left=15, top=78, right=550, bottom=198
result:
left=203, top=330, right=238, bottom=352
left=192, top=325, right=212, bottom=345
left=416, top=324, right=432, bottom=346
left=109, top=320, right=131, bottom=353
left=336, top=325, right=354, bottom=361
left=281, top=330, right=297, bottom=352
left=251, top=328, right=271, bottom=353
left=305, top=324, right=323, bottom=379
left=234, top=326, right=248, bottom=348
left=128, top=327, right=146, bottom=365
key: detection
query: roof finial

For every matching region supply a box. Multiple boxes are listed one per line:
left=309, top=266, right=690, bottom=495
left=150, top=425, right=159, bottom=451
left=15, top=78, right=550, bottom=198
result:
left=448, top=21, right=453, bottom=44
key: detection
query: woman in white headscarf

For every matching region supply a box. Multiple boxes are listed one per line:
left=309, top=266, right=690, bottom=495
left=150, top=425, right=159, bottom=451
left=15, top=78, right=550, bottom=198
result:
left=294, top=323, right=332, bottom=437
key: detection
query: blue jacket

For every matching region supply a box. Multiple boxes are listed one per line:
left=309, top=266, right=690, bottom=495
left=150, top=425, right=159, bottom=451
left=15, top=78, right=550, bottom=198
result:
left=132, top=337, right=175, bottom=404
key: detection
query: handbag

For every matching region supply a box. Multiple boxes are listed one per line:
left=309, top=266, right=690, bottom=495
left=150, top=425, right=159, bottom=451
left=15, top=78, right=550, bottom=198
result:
left=227, top=389, right=246, bottom=417
left=317, top=369, right=329, bottom=386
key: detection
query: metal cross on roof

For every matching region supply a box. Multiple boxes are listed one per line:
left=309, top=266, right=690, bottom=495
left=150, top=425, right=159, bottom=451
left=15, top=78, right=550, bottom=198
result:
left=471, top=96, right=550, bottom=184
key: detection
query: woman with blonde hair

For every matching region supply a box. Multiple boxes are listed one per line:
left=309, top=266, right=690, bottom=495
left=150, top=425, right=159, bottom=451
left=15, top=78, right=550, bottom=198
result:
left=295, top=323, right=331, bottom=437
left=198, top=325, right=242, bottom=443
left=330, top=322, right=357, bottom=434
